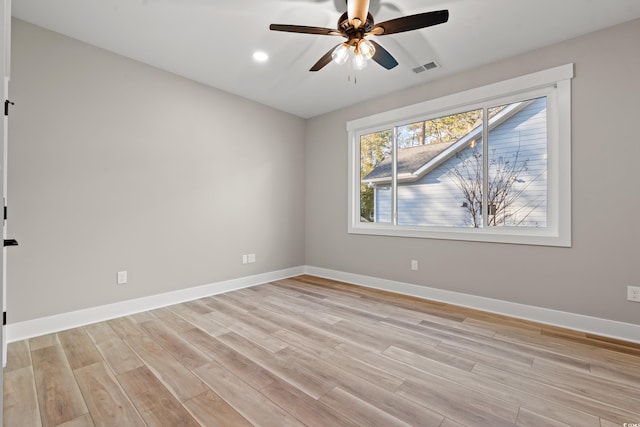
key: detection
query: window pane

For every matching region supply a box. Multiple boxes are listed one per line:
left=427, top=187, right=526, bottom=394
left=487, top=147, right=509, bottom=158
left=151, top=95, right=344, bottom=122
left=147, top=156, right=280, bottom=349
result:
left=487, top=97, right=547, bottom=227
left=394, top=109, right=484, bottom=227
left=359, top=130, right=392, bottom=222
left=348, top=65, right=571, bottom=246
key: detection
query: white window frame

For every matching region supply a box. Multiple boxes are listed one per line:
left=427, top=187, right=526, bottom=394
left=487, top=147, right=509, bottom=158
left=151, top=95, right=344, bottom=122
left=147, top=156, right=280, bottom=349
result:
left=347, top=64, right=573, bottom=247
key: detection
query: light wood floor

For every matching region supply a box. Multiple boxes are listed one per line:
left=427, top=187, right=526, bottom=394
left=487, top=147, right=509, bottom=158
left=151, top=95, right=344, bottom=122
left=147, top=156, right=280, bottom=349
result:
left=4, top=275, right=640, bottom=427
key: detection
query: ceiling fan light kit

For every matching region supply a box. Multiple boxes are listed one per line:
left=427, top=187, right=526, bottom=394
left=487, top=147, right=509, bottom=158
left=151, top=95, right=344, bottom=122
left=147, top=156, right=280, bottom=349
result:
left=331, top=43, right=350, bottom=65
left=269, top=0, right=449, bottom=73
left=331, top=38, right=375, bottom=69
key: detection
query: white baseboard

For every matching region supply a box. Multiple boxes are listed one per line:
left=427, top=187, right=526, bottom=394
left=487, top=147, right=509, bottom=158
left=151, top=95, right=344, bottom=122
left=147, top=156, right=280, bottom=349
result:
left=8, top=265, right=639, bottom=345
left=6, top=266, right=305, bottom=343
left=304, top=266, right=640, bottom=344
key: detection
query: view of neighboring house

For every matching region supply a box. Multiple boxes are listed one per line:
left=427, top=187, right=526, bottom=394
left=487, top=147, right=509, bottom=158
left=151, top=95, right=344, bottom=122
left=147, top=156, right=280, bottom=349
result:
left=362, top=97, right=548, bottom=228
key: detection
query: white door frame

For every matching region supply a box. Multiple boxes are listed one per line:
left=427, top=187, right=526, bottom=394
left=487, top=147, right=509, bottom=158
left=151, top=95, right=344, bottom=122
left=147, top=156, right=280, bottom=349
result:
left=1, top=1, right=11, bottom=422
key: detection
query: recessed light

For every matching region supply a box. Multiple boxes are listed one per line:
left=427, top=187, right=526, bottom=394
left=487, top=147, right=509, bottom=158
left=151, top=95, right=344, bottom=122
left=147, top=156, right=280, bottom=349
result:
left=253, top=51, right=269, bottom=62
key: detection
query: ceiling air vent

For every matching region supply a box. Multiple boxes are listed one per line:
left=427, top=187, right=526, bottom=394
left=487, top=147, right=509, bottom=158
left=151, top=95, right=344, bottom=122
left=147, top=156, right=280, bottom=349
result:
left=412, top=61, right=439, bottom=74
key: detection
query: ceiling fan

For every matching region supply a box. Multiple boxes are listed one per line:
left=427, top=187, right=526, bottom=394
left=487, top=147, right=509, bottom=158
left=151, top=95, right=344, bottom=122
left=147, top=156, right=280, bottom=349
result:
left=269, top=0, right=449, bottom=71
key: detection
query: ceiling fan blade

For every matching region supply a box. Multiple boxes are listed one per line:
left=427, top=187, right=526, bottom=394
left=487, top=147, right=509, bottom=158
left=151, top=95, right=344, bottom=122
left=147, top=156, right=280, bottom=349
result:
left=371, top=10, right=449, bottom=36
left=269, top=24, right=341, bottom=36
left=348, top=0, right=370, bottom=28
left=369, top=40, right=398, bottom=70
left=310, top=44, right=341, bottom=71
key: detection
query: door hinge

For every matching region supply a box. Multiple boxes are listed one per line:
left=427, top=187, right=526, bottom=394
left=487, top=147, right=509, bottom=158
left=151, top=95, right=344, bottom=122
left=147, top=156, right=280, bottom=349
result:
left=4, top=99, right=14, bottom=116
left=3, top=312, right=5, bottom=326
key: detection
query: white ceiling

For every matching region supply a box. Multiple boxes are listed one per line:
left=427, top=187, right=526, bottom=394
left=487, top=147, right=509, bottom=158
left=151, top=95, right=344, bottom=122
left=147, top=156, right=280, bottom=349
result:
left=12, top=0, right=640, bottom=118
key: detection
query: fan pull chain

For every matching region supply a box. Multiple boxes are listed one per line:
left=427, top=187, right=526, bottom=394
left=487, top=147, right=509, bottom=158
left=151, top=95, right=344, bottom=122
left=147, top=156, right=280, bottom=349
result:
left=346, top=60, right=358, bottom=84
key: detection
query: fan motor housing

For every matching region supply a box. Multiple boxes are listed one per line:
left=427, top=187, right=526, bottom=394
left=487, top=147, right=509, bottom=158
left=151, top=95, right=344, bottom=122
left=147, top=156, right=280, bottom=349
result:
left=338, top=12, right=375, bottom=36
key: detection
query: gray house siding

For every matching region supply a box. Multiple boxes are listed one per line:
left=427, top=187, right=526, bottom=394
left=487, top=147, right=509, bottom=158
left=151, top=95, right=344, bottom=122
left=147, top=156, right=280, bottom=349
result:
left=373, top=97, right=547, bottom=227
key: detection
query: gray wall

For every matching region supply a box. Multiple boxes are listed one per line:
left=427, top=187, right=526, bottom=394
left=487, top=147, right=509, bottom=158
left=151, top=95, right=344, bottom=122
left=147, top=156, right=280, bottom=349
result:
left=305, top=18, right=640, bottom=324
left=8, top=19, right=306, bottom=323
left=9, top=17, right=640, bottom=327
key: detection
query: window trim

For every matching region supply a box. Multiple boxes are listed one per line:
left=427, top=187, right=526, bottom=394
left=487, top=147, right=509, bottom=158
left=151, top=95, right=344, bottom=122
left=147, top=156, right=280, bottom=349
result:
left=347, top=64, right=573, bottom=247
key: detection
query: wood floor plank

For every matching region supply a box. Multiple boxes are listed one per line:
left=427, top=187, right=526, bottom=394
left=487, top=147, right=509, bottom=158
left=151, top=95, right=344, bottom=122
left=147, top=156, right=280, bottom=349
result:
left=140, top=319, right=211, bottom=369
left=435, top=341, right=533, bottom=369
left=527, top=358, right=640, bottom=412
left=272, top=278, right=337, bottom=301
left=6, top=275, right=640, bottom=427
left=331, top=313, right=445, bottom=351
left=546, top=330, right=640, bottom=357
left=252, top=306, right=345, bottom=348
left=439, top=418, right=467, bottom=427
left=183, top=327, right=278, bottom=390
left=320, top=386, right=416, bottom=427
left=464, top=316, right=541, bottom=336
left=472, top=362, right=640, bottom=425
left=261, top=378, right=362, bottom=427
left=389, top=341, right=477, bottom=372
left=181, top=299, right=214, bottom=315
left=29, top=333, right=60, bottom=351
left=128, top=311, right=156, bottom=324
left=274, top=327, right=405, bottom=392
left=57, top=413, right=95, bottom=427
left=494, top=328, right=617, bottom=365
left=516, top=407, right=574, bottom=427
left=261, top=339, right=445, bottom=427
left=340, top=341, right=600, bottom=427
left=331, top=363, right=445, bottom=426
left=169, top=304, right=231, bottom=336
left=107, top=317, right=144, bottom=339
left=95, top=338, right=144, bottom=375
left=74, top=362, right=146, bottom=427
left=31, top=345, right=88, bottom=427
left=272, top=328, right=338, bottom=359
left=5, top=340, right=32, bottom=371
left=124, top=334, right=208, bottom=402
left=84, top=322, right=121, bottom=345
left=217, top=290, right=268, bottom=313
left=183, top=390, right=253, bottom=427
left=600, top=420, right=625, bottom=427
left=117, top=366, right=200, bottom=427
left=206, top=310, right=289, bottom=353
left=217, top=331, right=336, bottom=399
left=3, top=366, right=42, bottom=427
left=257, top=291, right=344, bottom=324
left=382, top=345, right=601, bottom=427
left=205, top=298, right=249, bottom=318
left=58, top=328, right=103, bottom=370
left=589, top=361, right=640, bottom=388
left=384, top=317, right=535, bottom=366
left=257, top=293, right=344, bottom=328
left=397, top=380, right=517, bottom=427
left=278, top=277, right=382, bottom=309
left=147, top=307, right=195, bottom=333
left=322, top=319, right=392, bottom=352
left=419, top=317, right=572, bottom=365
left=194, top=359, right=305, bottom=427
left=318, top=296, right=391, bottom=324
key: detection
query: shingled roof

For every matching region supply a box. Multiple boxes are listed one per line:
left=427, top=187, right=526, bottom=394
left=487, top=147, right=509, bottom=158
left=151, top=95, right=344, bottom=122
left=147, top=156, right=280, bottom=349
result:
left=361, top=100, right=530, bottom=185
left=362, top=141, right=458, bottom=182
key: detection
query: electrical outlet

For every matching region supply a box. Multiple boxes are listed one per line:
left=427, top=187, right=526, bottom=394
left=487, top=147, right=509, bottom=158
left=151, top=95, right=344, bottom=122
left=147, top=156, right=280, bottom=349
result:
left=117, top=270, right=127, bottom=285
left=628, top=286, right=640, bottom=302
left=411, top=260, right=418, bottom=271
left=248, top=253, right=256, bottom=263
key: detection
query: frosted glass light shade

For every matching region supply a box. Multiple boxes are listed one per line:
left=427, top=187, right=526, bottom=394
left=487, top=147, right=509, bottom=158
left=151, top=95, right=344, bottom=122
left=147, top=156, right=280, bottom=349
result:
left=332, top=44, right=350, bottom=65
left=358, top=39, right=375, bottom=59
left=353, top=52, right=368, bottom=70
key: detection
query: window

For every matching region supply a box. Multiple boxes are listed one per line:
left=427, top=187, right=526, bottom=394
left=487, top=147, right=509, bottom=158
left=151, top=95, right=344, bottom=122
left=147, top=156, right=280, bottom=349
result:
left=348, top=64, right=573, bottom=246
